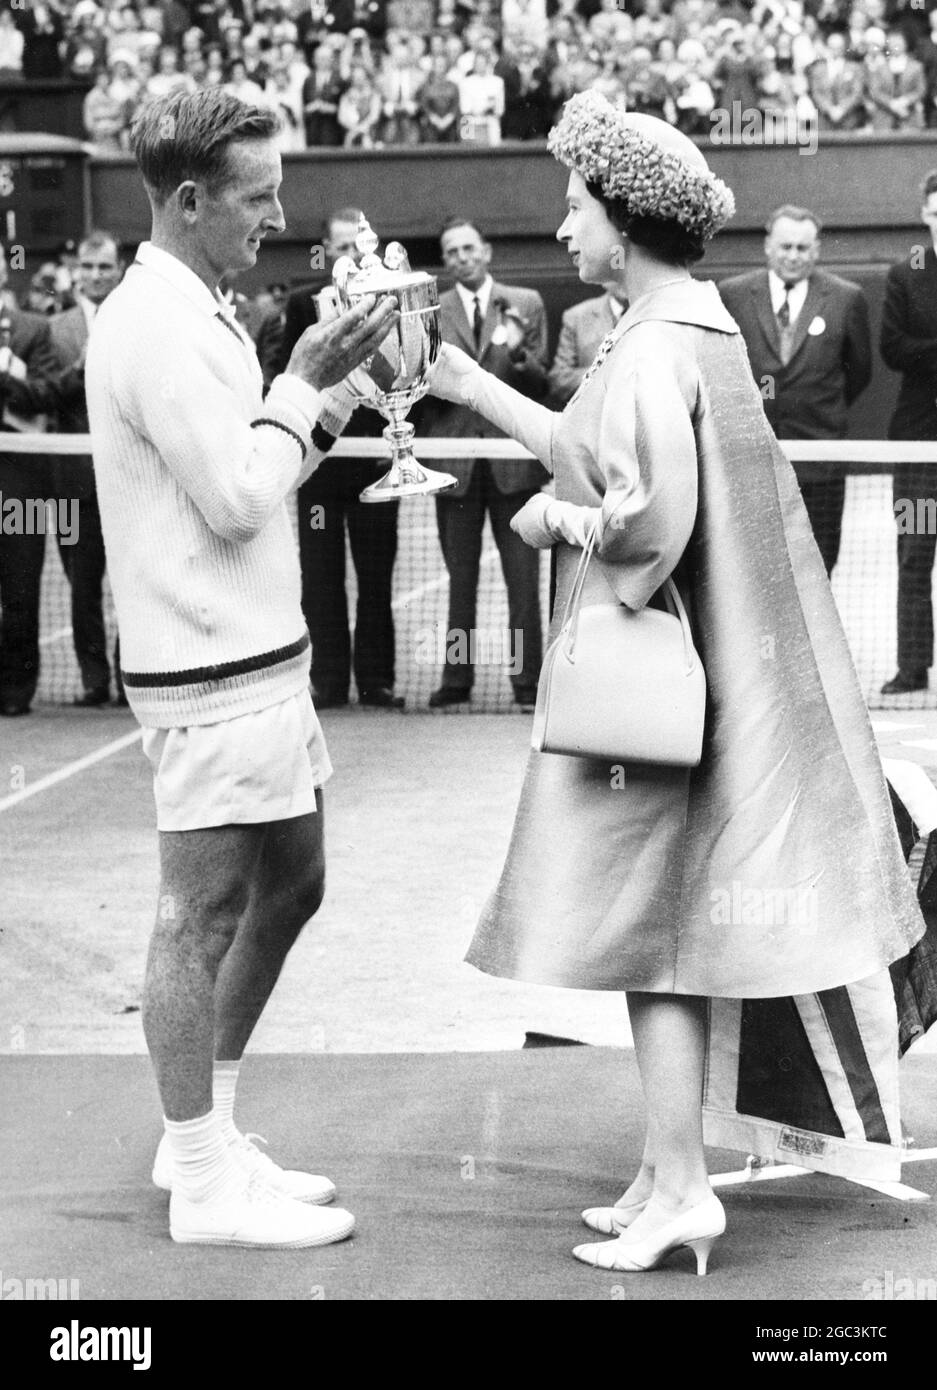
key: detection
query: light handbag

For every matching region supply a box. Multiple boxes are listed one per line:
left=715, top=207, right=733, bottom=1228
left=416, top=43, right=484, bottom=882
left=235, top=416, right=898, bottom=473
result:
left=531, top=524, right=706, bottom=765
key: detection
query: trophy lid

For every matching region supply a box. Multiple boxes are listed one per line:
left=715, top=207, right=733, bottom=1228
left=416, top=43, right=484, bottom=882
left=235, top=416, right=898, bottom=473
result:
left=334, top=214, right=434, bottom=300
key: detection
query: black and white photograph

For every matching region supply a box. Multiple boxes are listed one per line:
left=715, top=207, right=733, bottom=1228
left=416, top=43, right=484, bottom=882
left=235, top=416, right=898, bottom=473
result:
left=1, top=0, right=937, bottom=1349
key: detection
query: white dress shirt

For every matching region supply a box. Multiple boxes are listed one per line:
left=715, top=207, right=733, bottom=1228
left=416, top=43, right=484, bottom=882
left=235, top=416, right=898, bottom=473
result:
left=768, top=270, right=809, bottom=324
left=455, top=275, right=493, bottom=326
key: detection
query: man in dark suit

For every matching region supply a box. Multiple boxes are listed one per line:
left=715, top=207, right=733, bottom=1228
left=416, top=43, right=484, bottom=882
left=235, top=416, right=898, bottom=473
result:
left=808, top=29, right=866, bottom=130
left=421, top=217, right=548, bottom=709
left=879, top=169, right=937, bottom=695
left=297, top=0, right=386, bottom=55
left=718, top=204, right=872, bottom=575
left=272, top=208, right=403, bottom=709
left=548, top=284, right=628, bottom=406
left=46, top=230, right=124, bottom=706
left=0, top=245, right=62, bottom=716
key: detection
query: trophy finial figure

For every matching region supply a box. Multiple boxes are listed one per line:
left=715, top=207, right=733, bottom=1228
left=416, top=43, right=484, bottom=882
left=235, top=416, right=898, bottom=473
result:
left=354, top=214, right=380, bottom=260
left=383, top=242, right=411, bottom=274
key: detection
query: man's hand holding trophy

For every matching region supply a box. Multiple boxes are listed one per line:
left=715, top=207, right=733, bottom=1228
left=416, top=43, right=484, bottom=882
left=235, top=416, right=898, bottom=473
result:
left=313, top=214, right=458, bottom=504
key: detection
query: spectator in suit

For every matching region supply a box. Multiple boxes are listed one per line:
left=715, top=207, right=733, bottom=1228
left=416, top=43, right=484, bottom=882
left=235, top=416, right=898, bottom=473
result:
left=418, top=49, right=461, bottom=141
left=879, top=169, right=937, bottom=695
left=46, top=231, right=125, bottom=707
left=18, top=1, right=65, bottom=80
left=301, top=40, right=344, bottom=145
left=271, top=209, right=404, bottom=709
left=808, top=28, right=865, bottom=129
left=548, top=284, right=629, bottom=406
left=914, top=8, right=937, bottom=128
left=713, top=29, right=763, bottom=113
left=500, top=39, right=553, bottom=138
left=865, top=26, right=925, bottom=130
left=718, top=204, right=872, bottom=576
left=0, top=246, right=61, bottom=717
left=377, top=30, right=423, bottom=145
left=421, top=218, right=548, bottom=709
left=337, top=60, right=381, bottom=144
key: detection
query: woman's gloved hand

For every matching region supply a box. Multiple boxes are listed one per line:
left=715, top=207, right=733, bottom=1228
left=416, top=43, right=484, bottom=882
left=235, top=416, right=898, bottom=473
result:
left=511, top=495, right=598, bottom=549
left=426, top=342, right=483, bottom=405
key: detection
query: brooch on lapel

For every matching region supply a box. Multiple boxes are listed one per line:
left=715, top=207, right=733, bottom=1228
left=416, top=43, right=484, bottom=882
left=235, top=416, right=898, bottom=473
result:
left=807, top=316, right=826, bottom=336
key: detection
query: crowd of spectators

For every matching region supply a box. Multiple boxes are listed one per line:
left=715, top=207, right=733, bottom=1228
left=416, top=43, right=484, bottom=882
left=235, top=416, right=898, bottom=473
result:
left=0, top=0, right=933, bottom=151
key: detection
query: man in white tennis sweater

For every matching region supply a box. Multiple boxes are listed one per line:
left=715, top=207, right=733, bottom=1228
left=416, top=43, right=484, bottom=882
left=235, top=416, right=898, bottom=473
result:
left=85, top=88, right=398, bottom=1249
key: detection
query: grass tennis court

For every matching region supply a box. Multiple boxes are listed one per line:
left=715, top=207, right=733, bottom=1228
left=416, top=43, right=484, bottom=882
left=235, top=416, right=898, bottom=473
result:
left=7, top=477, right=937, bottom=1059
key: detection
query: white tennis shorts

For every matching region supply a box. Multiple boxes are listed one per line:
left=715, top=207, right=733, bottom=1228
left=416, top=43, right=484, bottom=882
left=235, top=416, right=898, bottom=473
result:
left=141, top=689, right=333, bottom=832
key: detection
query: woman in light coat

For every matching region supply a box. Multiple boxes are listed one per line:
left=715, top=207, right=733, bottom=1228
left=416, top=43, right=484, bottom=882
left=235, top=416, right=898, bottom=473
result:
left=428, top=90, right=924, bottom=1275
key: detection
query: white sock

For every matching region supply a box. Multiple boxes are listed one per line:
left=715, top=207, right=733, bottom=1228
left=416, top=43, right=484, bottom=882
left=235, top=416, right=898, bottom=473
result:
left=213, top=1059, right=241, bottom=1141
left=163, top=1109, right=242, bottom=1204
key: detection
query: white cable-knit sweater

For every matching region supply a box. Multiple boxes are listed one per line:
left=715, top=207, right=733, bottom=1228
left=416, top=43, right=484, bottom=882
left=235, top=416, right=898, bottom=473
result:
left=86, top=242, right=355, bottom=728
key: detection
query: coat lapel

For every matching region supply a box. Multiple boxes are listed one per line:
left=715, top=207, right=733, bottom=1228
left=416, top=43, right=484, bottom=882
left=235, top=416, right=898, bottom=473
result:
left=478, top=280, right=503, bottom=361
left=442, top=287, right=475, bottom=355
left=751, top=275, right=781, bottom=359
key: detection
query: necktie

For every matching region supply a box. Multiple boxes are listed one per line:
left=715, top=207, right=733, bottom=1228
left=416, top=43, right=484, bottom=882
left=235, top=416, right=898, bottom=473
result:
left=472, top=294, right=483, bottom=352
left=777, top=287, right=794, bottom=365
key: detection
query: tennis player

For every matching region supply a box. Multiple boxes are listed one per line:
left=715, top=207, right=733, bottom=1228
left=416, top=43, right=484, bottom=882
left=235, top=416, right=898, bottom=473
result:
left=85, top=88, right=398, bottom=1248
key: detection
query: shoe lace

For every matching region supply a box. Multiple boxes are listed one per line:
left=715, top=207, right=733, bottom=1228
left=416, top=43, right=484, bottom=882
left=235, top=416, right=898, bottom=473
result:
left=242, top=1169, right=284, bottom=1207
left=233, top=1131, right=282, bottom=1183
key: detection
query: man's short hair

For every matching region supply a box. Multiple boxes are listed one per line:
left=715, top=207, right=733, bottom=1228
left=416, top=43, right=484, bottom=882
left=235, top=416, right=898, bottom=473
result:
left=765, top=204, right=822, bottom=236
left=922, top=169, right=937, bottom=202
left=323, top=207, right=364, bottom=239
left=78, top=229, right=121, bottom=260
left=130, top=89, right=280, bottom=204
left=439, top=216, right=486, bottom=245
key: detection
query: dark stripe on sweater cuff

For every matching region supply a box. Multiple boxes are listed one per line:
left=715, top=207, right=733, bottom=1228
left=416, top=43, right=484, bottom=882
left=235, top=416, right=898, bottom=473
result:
left=251, top=416, right=307, bottom=459
left=121, top=632, right=310, bottom=689
left=311, top=423, right=337, bottom=455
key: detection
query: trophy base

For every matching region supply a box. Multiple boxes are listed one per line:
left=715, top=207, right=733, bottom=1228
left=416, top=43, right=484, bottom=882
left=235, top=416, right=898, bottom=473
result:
left=359, top=463, right=458, bottom=504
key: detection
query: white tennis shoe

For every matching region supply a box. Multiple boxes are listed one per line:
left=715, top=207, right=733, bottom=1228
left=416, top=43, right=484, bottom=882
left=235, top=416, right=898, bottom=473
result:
left=153, top=1130, right=337, bottom=1205
left=169, top=1174, right=354, bottom=1248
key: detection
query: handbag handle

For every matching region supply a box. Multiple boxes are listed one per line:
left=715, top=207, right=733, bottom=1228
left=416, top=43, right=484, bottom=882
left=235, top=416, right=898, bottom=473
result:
left=561, top=519, right=698, bottom=675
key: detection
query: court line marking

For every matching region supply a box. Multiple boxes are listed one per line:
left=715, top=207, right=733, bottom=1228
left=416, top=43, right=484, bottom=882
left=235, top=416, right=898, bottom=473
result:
left=39, top=624, right=73, bottom=648
left=0, top=727, right=143, bottom=815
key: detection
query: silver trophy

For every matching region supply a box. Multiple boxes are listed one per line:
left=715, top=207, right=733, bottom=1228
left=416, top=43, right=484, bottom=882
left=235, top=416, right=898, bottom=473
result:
left=325, top=215, right=457, bottom=504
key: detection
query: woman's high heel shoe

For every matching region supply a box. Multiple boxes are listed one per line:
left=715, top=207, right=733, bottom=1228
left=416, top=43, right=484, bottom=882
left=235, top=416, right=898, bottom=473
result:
left=573, top=1193, right=726, bottom=1275
left=581, top=1197, right=648, bottom=1234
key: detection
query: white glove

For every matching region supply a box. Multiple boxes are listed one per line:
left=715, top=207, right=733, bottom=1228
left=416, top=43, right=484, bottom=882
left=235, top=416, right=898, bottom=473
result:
left=427, top=342, right=556, bottom=473
left=510, top=495, right=598, bottom=549
left=510, top=494, right=555, bottom=548
left=426, top=341, right=483, bottom=404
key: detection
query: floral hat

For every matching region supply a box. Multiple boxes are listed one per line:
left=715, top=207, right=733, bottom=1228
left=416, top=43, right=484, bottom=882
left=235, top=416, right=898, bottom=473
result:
left=547, top=90, right=735, bottom=241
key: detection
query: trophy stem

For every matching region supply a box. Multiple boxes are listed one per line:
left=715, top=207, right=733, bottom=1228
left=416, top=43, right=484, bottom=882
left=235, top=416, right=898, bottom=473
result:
left=359, top=418, right=458, bottom=504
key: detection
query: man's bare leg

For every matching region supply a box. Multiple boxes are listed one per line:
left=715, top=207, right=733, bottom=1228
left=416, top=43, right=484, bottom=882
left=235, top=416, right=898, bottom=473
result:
left=213, top=794, right=325, bottom=1061
left=143, top=822, right=265, bottom=1121
left=144, top=802, right=351, bottom=1243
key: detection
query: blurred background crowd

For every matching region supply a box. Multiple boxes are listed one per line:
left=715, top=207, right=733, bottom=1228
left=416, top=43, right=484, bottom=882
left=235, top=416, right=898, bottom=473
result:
left=0, top=0, right=934, bottom=154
